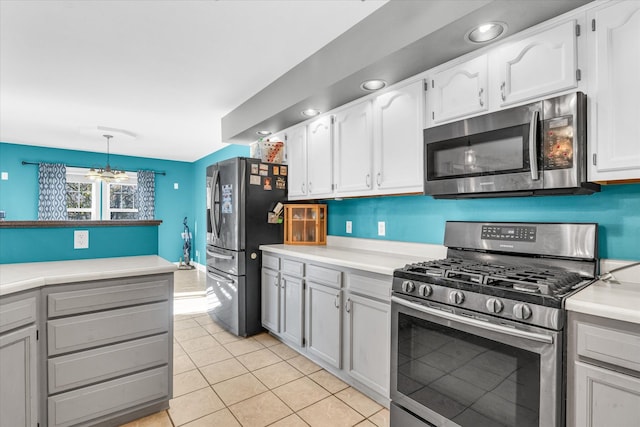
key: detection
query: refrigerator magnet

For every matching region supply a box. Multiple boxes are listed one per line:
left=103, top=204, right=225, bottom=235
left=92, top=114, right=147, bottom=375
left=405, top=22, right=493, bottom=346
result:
left=273, top=166, right=279, bottom=175
left=263, top=177, right=272, bottom=190
left=280, top=166, right=287, bottom=176
left=276, top=177, right=286, bottom=190
left=249, top=175, right=261, bottom=185
left=251, top=164, right=259, bottom=174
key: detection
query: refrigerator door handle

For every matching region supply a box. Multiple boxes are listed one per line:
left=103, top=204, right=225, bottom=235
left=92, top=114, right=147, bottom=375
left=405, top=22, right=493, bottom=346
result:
left=206, top=250, right=234, bottom=260
left=211, top=169, right=222, bottom=239
left=206, top=270, right=235, bottom=284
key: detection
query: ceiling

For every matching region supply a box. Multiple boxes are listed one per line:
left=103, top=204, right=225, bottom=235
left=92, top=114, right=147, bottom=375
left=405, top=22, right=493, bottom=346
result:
left=0, top=0, right=387, bottom=162
left=0, top=0, right=591, bottom=163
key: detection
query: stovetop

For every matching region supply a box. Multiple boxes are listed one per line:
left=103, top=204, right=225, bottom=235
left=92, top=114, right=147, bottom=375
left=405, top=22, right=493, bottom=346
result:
left=400, top=258, right=585, bottom=297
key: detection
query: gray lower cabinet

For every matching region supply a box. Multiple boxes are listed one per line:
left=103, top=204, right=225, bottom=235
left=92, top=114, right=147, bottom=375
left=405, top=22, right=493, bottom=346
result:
left=0, top=291, right=39, bottom=427
left=261, top=251, right=391, bottom=405
left=44, top=273, right=174, bottom=427
left=567, top=311, right=640, bottom=427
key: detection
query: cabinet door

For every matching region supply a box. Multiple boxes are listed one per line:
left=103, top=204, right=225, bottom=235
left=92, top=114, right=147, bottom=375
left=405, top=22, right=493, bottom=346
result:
left=345, top=293, right=390, bottom=397
left=588, top=1, right=640, bottom=182
left=306, top=281, right=341, bottom=369
left=431, top=54, right=488, bottom=123
left=0, top=325, right=38, bottom=427
left=334, top=101, right=374, bottom=196
left=373, top=80, right=425, bottom=194
left=261, top=268, right=280, bottom=333
left=280, top=275, right=304, bottom=347
left=494, top=20, right=577, bottom=107
left=306, top=116, right=334, bottom=198
left=286, top=124, right=308, bottom=199
left=574, top=361, right=640, bottom=427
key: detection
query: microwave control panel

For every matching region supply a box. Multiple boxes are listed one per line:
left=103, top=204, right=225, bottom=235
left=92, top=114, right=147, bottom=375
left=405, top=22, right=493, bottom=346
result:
left=543, top=116, right=574, bottom=169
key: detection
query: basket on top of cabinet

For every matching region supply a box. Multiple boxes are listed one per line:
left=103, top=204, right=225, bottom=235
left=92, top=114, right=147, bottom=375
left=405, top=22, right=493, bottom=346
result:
left=284, top=204, right=327, bottom=245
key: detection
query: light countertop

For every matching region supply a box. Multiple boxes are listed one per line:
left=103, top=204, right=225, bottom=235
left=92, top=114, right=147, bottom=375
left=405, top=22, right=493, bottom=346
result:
left=0, top=255, right=176, bottom=296
left=566, top=279, right=640, bottom=325
left=260, top=236, right=446, bottom=276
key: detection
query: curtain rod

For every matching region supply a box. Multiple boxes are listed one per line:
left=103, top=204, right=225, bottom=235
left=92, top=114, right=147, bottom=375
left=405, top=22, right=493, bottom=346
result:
left=21, top=161, right=166, bottom=176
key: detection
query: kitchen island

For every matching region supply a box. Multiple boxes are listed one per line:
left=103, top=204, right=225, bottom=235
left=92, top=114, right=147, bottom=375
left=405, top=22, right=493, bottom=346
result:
left=0, top=255, right=176, bottom=427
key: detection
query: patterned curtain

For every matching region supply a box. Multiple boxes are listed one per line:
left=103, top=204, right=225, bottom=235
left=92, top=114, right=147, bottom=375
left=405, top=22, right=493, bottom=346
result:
left=136, top=170, right=155, bottom=219
left=38, top=163, right=68, bottom=220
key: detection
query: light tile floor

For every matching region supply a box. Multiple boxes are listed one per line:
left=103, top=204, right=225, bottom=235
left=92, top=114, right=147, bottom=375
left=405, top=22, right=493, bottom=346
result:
left=121, top=269, right=390, bottom=427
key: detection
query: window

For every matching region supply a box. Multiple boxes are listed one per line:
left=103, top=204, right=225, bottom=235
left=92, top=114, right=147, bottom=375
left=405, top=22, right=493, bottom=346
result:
left=66, top=168, right=138, bottom=220
left=104, top=182, right=138, bottom=219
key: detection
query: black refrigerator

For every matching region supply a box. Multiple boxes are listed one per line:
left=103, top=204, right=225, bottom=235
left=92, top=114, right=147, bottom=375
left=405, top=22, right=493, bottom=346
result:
left=205, top=157, right=287, bottom=336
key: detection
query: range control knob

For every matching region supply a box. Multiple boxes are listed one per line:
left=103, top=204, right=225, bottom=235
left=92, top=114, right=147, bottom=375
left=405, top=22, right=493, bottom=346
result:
left=486, top=298, right=504, bottom=313
left=449, top=291, right=465, bottom=305
left=513, top=303, right=533, bottom=320
left=401, top=281, right=415, bottom=293
left=418, top=284, right=433, bottom=297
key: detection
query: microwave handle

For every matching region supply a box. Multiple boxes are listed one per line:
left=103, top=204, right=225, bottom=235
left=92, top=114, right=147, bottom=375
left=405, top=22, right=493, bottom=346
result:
left=529, top=110, right=540, bottom=181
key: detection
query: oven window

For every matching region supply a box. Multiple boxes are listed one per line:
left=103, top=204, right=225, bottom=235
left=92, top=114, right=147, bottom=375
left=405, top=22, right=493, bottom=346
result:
left=397, top=313, right=540, bottom=427
left=427, top=124, right=531, bottom=180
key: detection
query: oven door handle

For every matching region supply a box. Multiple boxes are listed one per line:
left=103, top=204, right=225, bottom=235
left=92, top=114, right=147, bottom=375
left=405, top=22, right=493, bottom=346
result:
left=391, top=296, right=553, bottom=344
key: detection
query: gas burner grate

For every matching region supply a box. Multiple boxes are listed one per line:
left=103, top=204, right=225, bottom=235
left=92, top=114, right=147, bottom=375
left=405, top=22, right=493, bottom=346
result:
left=400, top=258, right=585, bottom=296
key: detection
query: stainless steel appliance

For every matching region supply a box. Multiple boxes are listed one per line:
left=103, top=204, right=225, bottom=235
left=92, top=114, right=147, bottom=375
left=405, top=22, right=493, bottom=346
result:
left=206, top=157, right=287, bottom=336
left=390, top=221, right=598, bottom=427
left=424, top=92, right=599, bottom=198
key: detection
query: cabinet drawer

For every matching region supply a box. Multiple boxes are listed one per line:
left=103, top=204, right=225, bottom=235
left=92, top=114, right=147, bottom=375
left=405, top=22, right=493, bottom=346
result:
left=282, top=259, right=304, bottom=277
left=577, top=322, right=640, bottom=373
left=347, top=271, right=391, bottom=301
left=47, top=301, right=169, bottom=356
left=48, top=366, right=169, bottom=427
left=262, top=254, right=280, bottom=271
left=307, top=264, right=341, bottom=288
left=48, top=276, right=170, bottom=318
left=0, top=296, right=37, bottom=334
left=48, top=333, right=170, bottom=394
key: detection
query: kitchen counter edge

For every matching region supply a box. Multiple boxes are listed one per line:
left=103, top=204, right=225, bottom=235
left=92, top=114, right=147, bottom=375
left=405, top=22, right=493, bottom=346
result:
left=259, top=243, right=439, bottom=276
left=566, top=279, right=640, bottom=325
left=0, top=255, right=177, bottom=296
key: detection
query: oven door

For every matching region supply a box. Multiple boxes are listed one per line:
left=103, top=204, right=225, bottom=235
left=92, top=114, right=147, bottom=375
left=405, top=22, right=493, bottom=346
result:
left=390, top=295, right=562, bottom=427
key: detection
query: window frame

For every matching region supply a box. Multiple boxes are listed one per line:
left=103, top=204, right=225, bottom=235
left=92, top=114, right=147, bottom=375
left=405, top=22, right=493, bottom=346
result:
left=102, top=175, right=138, bottom=220
left=66, top=167, right=100, bottom=220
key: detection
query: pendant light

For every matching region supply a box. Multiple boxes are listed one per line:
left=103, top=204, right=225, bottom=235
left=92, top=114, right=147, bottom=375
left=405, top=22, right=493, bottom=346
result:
left=87, top=134, right=129, bottom=182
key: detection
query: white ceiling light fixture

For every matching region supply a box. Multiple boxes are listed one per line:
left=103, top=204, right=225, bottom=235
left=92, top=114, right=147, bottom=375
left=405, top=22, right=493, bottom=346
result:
left=87, top=134, right=129, bottom=183
left=256, top=130, right=272, bottom=136
left=301, top=109, right=321, bottom=118
left=360, top=79, right=387, bottom=91
left=465, top=22, right=507, bottom=43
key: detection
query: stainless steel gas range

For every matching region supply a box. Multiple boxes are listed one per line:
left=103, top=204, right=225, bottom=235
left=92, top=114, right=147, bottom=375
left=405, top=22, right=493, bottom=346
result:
left=390, top=221, right=598, bottom=427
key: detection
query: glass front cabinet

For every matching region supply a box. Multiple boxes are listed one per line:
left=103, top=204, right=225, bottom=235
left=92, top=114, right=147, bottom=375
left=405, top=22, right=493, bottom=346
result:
left=284, top=204, right=327, bottom=245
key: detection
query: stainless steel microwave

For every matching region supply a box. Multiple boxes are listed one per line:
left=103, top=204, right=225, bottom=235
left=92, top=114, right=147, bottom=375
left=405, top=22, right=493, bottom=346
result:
left=424, top=92, right=599, bottom=198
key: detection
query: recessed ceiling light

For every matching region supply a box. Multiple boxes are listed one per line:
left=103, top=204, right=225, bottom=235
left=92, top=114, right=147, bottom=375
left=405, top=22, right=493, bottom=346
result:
left=360, top=79, right=387, bottom=91
left=301, top=109, right=321, bottom=117
left=466, top=22, right=506, bottom=43
left=256, top=130, right=271, bottom=136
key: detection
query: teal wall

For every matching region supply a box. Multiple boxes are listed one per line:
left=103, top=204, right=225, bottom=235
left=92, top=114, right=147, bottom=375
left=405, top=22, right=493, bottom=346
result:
left=191, top=145, right=250, bottom=266
left=0, top=142, right=194, bottom=263
left=326, top=183, right=640, bottom=261
left=0, top=226, right=158, bottom=263
left=2, top=140, right=638, bottom=264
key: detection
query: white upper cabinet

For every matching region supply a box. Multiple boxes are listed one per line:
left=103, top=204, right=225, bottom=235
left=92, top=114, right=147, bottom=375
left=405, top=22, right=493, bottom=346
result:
left=374, top=79, right=425, bottom=194
left=306, top=115, right=334, bottom=198
left=587, top=0, right=640, bottom=182
left=285, top=124, right=308, bottom=199
left=334, top=101, right=374, bottom=196
left=431, top=54, right=488, bottom=124
left=492, top=20, right=578, bottom=107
